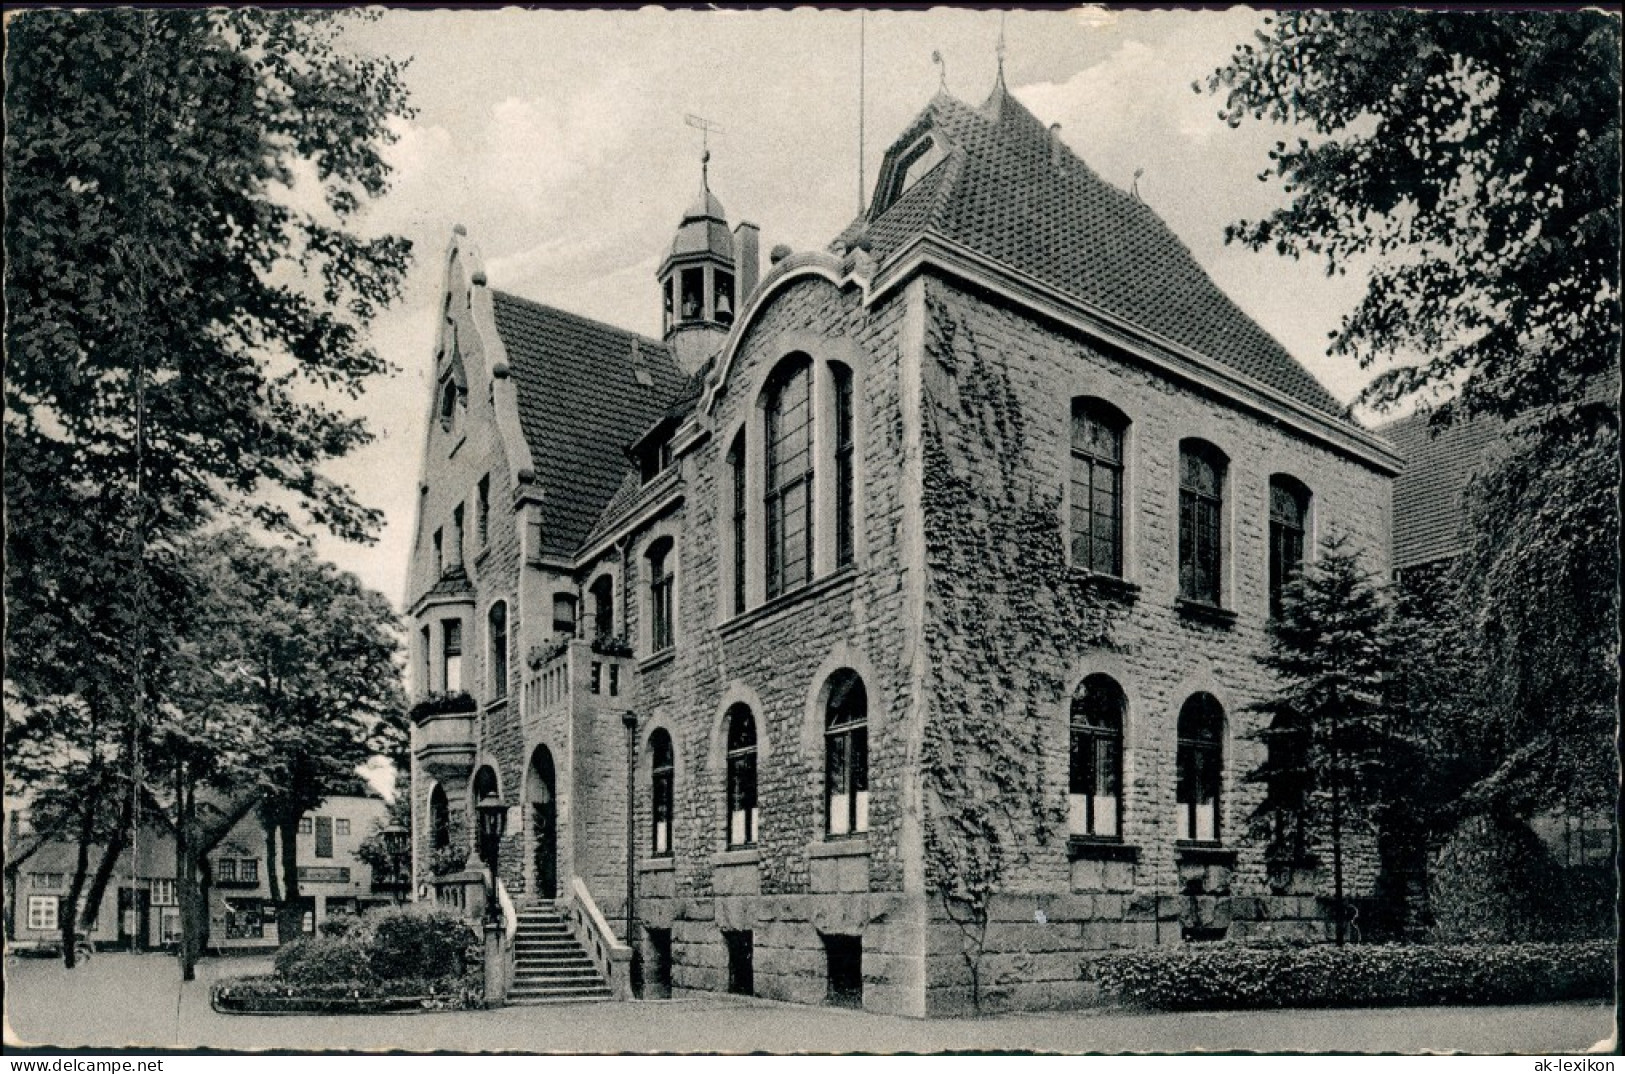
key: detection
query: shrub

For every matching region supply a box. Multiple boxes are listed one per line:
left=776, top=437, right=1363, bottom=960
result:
left=319, top=916, right=363, bottom=939
left=365, top=907, right=474, bottom=981
left=274, top=935, right=371, bottom=986
left=1092, top=941, right=1614, bottom=1010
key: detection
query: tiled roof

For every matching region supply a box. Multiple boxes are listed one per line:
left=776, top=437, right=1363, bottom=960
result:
left=1379, top=409, right=1506, bottom=570
left=492, top=292, right=687, bottom=559
left=849, top=85, right=1348, bottom=419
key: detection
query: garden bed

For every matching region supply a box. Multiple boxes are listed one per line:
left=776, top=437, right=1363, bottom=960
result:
left=211, top=976, right=477, bottom=1015
left=211, top=905, right=484, bottom=1016
left=1090, top=940, right=1614, bottom=1011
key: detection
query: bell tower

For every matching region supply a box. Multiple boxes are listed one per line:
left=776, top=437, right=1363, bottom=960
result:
left=658, top=148, right=737, bottom=375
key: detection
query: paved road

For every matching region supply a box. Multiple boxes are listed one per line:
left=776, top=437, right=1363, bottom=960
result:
left=3, top=953, right=1615, bottom=1054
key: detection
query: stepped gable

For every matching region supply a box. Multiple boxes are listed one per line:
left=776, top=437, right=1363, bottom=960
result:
left=848, top=83, right=1348, bottom=419
left=492, top=291, right=687, bottom=559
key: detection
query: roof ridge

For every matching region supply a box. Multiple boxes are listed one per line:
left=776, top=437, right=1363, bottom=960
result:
left=491, top=289, right=669, bottom=352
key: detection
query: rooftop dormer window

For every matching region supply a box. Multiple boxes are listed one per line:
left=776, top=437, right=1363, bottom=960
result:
left=875, top=134, right=946, bottom=216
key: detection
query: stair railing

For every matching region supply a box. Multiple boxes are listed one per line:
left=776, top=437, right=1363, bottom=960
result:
left=567, top=876, right=633, bottom=1001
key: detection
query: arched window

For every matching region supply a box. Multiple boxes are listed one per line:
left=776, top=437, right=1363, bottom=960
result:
left=764, top=357, right=815, bottom=599
left=728, top=433, right=747, bottom=615
left=1070, top=399, right=1127, bottom=577
left=1269, top=476, right=1311, bottom=618
left=824, top=671, right=869, bottom=837
left=488, top=602, right=508, bottom=700
left=589, top=574, right=615, bottom=641
left=725, top=705, right=758, bottom=847
left=438, top=378, right=461, bottom=432
left=1069, top=675, right=1125, bottom=839
left=647, top=538, right=675, bottom=653
left=429, top=785, right=451, bottom=851
left=1176, top=693, right=1224, bottom=842
left=833, top=363, right=855, bottom=568
left=650, top=730, right=675, bottom=856
left=1178, top=441, right=1227, bottom=605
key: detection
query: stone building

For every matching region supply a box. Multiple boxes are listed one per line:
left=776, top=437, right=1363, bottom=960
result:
left=406, top=78, right=1401, bottom=1014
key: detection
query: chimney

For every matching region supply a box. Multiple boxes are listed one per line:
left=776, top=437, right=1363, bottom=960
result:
left=734, top=221, right=760, bottom=303
left=1049, top=123, right=1064, bottom=170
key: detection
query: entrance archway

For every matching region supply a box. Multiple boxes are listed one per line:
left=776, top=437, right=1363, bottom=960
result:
left=526, top=746, right=558, bottom=901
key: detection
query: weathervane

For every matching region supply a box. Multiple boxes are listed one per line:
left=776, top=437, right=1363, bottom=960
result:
left=684, top=112, right=724, bottom=187
left=997, top=12, right=1007, bottom=82
left=931, top=50, right=946, bottom=90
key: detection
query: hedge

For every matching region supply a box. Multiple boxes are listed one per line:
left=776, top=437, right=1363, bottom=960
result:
left=1092, top=941, right=1614, bottom=1010
left=215, top=906, right=484, bottom=1015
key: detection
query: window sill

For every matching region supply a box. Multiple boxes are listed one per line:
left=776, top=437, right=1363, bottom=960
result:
left=1175, top=599, right=1237, bottom=628
left=719, top=566, right=857, bottom=638
left=638, top=856, right=675, bottom=874
left=807, top=835, right=870, bottom=860
left=1175, top=843, right=1238, bottom=867
left=1067, top=837, right=1140, bottom=863
left=638, top=648, right=675, bottom=674
left=710, top=847, right=760, bottom=869
left=1070, top=570, right=1140, bottom=605
left=483, top=697, right=509, bottom=716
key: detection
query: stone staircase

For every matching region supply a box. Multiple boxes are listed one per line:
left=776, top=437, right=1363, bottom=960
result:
left=508, top=904, right=612, bottom=1005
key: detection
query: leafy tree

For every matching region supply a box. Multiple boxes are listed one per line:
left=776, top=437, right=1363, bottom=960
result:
left=4, top=9, right=412, bottom=967
left=1248, top=533, right=1397, bottom=945
left=1205, top=10, right=1619, bottom=427
left=1207, top=9, right=1619, bottom=891
left=215, top=536, right=406, bottom=944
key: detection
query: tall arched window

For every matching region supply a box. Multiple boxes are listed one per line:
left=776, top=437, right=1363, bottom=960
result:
left=824, top=671, right=869, bottom=837
left=1178, top=441, right=1227, bottom=605
left=1176, top=693, right=1224, bottom=842
left=647, top=539, right=675, bottom=653
left=429, top=785, right=451, bottom=851
left=650, top=729, right=675, bottom=856
left=589, top=574, right=615, bottom=641
left=725, top=705, right=759, bottom=847
left=728, top=433, right=747, bottom=615
left=764, top=357, right=815, bottom=599
left=1069, top=675, right=1125, bottom=838
left=1262, top=713, right=1309, bottom=862
left=1070, top=399, right=1127, bottom=577
left=488, top=602, right=508, bottom=700
left=1269, top=476, right=1311, bottom=618
left=833, top=364, right=855, bottom=568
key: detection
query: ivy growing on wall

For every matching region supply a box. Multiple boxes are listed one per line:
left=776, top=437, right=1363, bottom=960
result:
left=917, top=288, right=1117, bottom=1007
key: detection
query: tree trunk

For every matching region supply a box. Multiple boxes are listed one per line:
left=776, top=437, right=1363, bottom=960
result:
left=60, top=789, right=101, bottom=968
left=276, top=816, right=302, bottom=945
left=264, top=820, right=282, bottom=904
left=1331, top=712, right=1346, bottom=947
left=82, top=790, right=134, bottom=934
left=175, top=763, right=197, bottom=980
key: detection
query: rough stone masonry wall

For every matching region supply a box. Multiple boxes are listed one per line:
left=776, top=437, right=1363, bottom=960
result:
left=600, top=274, right=928, bottom=1015
left=409, top=253, right=525, bottom=888
left=915, top=275, right=1393, bottom=1014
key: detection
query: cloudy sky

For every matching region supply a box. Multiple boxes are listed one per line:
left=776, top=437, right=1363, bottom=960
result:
left=315, top=6, right=1375, bottom=604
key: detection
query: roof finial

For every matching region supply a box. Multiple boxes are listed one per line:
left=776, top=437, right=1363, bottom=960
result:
left=1132, top=167, right=1145, bottom=201
left=932, top=50, right=946, bottom=92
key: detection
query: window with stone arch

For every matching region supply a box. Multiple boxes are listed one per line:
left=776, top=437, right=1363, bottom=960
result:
left=725, top=704, right=759, bottom=848
left=650, top=729, right=675, bottom=856
left=1176, top=692, right=1224, bottom=843
left=728, top=432, right=747, bottom=616
left=487, top=601, right=508, bottom=700
left=1069, top=674, right=1125, bottom=839
left=764, top=355, right=815, bottom=599
left=646, top=537, right=675, bottom=653
left=832, top=362, right=856, bottom=569
left=1268, top=475, right=1312, bottom=618
left=823, top=670, right=869, bottom=837
left=1070, top=398, right=1128, bottom=577
left=1178, top=440, right=1228, bottom=606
